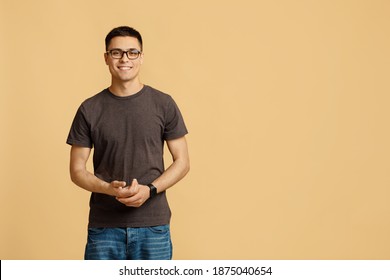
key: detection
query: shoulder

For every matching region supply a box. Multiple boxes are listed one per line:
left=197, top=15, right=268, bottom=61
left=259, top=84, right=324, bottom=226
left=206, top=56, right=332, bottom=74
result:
left=76, top=89, right=109, bottom=117
left=143, top=85, right=175, bottom=105
left=144, top=85, right=172, bottom=99
left=81, top=89, right=108, bottom=107
left=73, top=89, right=109, bottom=121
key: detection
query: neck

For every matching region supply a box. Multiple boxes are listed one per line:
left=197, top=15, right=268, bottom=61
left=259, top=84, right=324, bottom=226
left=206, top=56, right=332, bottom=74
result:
left=109, top=80, right=144, bottom=97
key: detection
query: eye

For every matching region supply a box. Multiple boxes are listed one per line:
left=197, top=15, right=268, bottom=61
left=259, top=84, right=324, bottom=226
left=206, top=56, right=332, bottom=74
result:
left=129, top=49, right=140, bottom=57
left=111, top=49, right=122, bottom=56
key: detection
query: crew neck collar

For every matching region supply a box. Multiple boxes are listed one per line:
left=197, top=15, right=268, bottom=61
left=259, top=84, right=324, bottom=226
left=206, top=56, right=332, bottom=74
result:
left=106, top=85, right=147, bottom=100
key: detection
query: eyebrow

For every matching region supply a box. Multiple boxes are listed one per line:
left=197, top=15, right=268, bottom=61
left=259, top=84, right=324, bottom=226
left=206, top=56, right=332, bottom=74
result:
left=109, top=48, right=140, bottom=51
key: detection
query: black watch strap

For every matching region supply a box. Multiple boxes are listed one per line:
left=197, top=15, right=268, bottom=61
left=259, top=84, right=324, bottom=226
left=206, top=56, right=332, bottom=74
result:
left=147, top=183, right=157, bottom=198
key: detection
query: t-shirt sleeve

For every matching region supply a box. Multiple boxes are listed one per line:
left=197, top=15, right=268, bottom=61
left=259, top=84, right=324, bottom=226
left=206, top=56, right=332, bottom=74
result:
left=163, top=97, right=188, bottom=140
left=66, top=104, right=93, bottom=148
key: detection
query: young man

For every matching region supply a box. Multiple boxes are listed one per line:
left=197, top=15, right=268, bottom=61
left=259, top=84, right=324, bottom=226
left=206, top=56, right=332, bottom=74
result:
left=66, top=26, right=190, bottom=260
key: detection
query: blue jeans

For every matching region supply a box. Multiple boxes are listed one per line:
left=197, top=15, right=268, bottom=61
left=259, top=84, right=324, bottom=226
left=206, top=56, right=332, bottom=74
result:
left=84, top=225, right=172, bottom=260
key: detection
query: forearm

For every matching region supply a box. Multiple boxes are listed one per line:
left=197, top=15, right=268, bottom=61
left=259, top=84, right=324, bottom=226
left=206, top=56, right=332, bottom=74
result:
left=70, top=145, right=117, bottom=196
left=151, top=157, right=190, bottom=193
left=70, top=168, right=111, bottom=195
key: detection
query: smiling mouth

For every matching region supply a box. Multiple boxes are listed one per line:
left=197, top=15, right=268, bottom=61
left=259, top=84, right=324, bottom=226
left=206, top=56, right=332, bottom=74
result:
left=118, top=66, right=132, bottom=70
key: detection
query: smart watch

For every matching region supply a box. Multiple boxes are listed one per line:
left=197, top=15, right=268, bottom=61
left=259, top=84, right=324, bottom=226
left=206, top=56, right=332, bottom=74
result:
left=147, top=183, right=157, bottom=198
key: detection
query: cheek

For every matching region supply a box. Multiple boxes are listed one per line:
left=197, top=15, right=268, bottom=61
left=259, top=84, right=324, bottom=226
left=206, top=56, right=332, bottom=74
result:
left=107, top=64, right=117, bottom=75
left=136, top=60, right=143, bottom=68
left=106, top=59, right=114, bottom=69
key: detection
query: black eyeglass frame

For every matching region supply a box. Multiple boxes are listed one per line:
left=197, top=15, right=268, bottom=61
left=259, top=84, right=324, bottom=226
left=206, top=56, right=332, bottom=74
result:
left=106, top=48, right=142, bottom=60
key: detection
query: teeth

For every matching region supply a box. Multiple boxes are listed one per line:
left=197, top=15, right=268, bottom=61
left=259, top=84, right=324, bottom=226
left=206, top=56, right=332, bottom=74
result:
left=119, top=67, right=131, bottom=70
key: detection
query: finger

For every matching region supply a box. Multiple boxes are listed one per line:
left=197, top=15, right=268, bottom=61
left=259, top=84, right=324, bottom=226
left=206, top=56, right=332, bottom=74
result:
left=117, top=191, right=144, bottom=206
left=116, top=195, right=138, bottom=206
left=129, top=179, right=139, bottom=193
left=130, top=179, right=138, bottom=187
left=112, top=180, right=127, bottom=188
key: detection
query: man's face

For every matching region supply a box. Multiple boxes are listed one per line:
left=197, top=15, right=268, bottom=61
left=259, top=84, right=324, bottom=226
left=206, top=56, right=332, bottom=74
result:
left=104, top=36, right=144, bottom=84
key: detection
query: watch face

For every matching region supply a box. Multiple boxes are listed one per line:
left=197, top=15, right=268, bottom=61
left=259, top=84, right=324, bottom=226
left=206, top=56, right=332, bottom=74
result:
left=148, top=184, right=157, bottom=197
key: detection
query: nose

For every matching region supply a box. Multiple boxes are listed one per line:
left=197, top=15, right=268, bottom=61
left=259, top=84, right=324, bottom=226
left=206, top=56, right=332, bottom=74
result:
left=120, top=52, right=130, bottom=61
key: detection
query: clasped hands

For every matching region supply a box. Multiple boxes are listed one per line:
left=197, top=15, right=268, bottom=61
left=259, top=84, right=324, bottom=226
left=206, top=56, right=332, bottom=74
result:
left=110, top=179, right=150, bottom=208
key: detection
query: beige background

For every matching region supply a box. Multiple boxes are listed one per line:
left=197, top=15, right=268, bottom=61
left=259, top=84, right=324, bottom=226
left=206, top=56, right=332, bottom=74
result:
left=1, top=0, right=390, bottom=259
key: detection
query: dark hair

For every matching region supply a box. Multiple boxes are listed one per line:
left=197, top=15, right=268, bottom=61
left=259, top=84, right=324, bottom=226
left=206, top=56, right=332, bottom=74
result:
left=105, top=26, right=143, bottom=51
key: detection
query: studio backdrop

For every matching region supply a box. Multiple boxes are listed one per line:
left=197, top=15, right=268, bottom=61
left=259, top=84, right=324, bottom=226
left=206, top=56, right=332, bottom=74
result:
left=1, top=0, right=390, bottom=259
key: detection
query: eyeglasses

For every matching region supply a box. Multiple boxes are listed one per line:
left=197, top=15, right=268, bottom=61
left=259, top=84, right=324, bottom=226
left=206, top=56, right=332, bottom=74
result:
left=106, top=48, right=142, bottom=60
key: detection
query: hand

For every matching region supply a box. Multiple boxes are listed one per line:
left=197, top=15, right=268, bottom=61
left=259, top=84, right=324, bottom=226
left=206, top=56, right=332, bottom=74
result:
left=109, top=181, right=126, bottom=196
left=108, top=180, right=138, bottom=197
left=115, top=179, right=150, bottom=208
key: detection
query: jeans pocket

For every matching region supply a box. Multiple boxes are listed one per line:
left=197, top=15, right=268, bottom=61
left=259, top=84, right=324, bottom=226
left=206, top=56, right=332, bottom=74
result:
left=147, top=224, right=170, bottom=234
left=88, top=227, right=107, bottom=235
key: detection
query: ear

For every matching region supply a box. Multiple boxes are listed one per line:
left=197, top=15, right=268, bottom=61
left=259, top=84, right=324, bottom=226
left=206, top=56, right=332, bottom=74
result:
left=139, top=52, right=144, bottom=65
left=104, top=52, right=109, bottom=65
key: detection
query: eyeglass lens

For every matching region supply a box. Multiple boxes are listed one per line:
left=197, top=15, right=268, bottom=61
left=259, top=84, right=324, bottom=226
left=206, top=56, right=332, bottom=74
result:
left=109, top=49, right=140, bottom=59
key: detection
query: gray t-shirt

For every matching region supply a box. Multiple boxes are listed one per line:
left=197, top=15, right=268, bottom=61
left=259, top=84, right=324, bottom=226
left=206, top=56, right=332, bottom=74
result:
left=66, top=85, right=188, bottom=227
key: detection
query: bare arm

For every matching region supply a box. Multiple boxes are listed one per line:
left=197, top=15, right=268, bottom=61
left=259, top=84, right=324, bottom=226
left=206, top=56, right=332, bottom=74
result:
left=116, top=136, right=190, bottom=207
left=152, top=136, right=190, bottom=192
left=69, top=145, right=132, bottom=197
